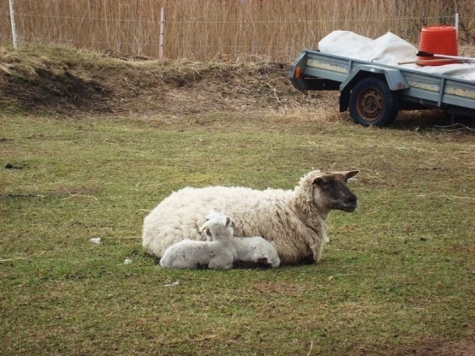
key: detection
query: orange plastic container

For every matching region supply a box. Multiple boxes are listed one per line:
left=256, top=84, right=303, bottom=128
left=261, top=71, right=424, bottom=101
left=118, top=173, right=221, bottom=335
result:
left=417, top=26, right=458, bottom=66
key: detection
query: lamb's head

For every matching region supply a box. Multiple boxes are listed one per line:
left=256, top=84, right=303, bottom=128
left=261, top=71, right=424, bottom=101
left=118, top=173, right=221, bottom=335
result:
left=200, top=211, right=235, bottom=241
left=205, top=208, right=226, bottom=222
left=200, top=208, right=229, bottom=240
left=298, top=170, right=359, bottom=215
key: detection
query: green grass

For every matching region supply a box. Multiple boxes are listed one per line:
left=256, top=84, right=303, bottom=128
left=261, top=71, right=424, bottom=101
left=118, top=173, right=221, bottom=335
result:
left=1, top=113, right=474, bottom=355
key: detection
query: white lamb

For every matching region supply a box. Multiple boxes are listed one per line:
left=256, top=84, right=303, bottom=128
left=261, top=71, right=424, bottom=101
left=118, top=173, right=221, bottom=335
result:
left=202, top=209, right=280, bottom=268
left=159, top=214, right=237, bottom=270
left=143, top=169, right=359, bottom=265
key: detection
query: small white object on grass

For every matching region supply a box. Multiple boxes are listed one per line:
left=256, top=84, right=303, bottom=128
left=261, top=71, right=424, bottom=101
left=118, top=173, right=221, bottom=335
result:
left=164, top=281, right=180, bottom=287
left=90, top=237, right=101, bottom=244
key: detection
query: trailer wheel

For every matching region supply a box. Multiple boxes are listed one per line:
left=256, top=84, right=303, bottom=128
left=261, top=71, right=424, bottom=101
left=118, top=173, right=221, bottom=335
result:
left=349, top=77, right=399, bottom=127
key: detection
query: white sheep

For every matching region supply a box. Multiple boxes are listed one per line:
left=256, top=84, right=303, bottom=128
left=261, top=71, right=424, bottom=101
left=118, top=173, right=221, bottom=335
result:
left=231, top=236, right=281, bottom=268
left=202, top=209, right=280, bottom=268
left=143, top=169, right=359, bottom=265
left=159, top=214, right=237, bottom=270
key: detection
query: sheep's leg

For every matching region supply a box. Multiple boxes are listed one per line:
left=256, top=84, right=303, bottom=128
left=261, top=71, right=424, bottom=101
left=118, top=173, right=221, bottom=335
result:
left=310, top=243, right=323, bottom=263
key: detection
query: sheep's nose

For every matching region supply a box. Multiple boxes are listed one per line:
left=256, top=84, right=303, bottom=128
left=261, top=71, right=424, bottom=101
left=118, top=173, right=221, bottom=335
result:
left=347, top=194, right=357, bottom=204
left=343, top=193, right=357, bottom=211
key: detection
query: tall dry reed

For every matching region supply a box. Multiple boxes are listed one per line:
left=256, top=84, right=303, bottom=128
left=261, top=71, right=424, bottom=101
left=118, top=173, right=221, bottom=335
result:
left=0, top=0, right=474, bottom=61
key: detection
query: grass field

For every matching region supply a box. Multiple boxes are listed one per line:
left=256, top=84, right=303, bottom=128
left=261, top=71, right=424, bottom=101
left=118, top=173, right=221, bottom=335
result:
left=1, top=45, right=475, bottom=355
left=1, top=110, right=475, bottom=355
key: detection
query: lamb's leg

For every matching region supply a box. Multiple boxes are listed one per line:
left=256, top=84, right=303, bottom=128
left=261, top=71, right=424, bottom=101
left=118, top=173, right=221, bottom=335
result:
left=235, top=258, right=272, bottom=269
left=208, top=256, right=233, bottom=270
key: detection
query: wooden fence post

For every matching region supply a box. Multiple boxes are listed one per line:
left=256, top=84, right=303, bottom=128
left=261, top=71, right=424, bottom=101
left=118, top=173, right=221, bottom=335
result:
left=159, top=7, right=164, bottom=60
left=9, top=0, right=18, bottom=49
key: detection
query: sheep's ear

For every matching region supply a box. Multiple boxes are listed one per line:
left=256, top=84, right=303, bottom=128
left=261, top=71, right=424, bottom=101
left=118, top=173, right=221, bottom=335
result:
left=345, top=170, right=359, bottom=180
left=312, top=176, right=324, bottom=185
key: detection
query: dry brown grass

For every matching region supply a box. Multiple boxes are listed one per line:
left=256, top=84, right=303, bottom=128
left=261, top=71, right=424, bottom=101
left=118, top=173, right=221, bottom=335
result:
left=0, top=44, right=338, bottom=118
left=1, top=0, right=474, bottom=60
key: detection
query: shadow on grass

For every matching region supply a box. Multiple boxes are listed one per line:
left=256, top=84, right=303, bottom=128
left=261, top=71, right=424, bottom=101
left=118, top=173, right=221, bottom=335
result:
left=391, top=109, right=475, bottom=133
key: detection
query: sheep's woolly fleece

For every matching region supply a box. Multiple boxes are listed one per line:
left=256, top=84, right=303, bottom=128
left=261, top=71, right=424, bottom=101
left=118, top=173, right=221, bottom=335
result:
left=142, top=169, right=358, bottom=265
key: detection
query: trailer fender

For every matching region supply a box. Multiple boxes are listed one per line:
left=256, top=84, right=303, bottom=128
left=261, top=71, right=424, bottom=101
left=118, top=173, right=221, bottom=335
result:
left=288, top=51, right=310, bottom=92
left=339, top=66, right=409, bottom=112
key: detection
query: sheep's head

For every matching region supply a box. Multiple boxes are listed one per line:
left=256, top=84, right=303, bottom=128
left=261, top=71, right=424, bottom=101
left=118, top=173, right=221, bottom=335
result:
left=312, top=170, right=359, bottom=214
left=200, top=209, right=235, bottom=241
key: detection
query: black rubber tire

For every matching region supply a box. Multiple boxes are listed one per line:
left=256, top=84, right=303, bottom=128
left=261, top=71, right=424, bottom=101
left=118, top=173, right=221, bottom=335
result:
left=349, top=77, right=399, bottom=127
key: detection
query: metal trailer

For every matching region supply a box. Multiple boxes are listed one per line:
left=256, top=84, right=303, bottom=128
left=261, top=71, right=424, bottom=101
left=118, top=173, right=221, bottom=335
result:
left=288, top=49, right=475, bottom=126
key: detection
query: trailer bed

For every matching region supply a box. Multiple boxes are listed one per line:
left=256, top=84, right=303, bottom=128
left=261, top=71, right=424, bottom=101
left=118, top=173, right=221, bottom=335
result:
left=289, top=49, right=475, bottom=126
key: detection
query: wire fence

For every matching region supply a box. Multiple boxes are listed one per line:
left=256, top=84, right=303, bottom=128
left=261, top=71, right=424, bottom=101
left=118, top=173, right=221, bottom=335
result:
left=1, top=0, right=474, bottom=61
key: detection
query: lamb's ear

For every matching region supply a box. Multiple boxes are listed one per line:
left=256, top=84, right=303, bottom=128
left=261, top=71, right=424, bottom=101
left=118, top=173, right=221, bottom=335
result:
left=199, top=221, right=208, bottom=232
left=225, top=217, right=235, bottom=228
left=345, top=170, right=359, bottom=180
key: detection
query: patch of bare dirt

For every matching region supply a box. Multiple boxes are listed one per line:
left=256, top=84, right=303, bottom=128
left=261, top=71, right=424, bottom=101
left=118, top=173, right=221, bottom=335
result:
left=0, top=45, right=328, bottom=117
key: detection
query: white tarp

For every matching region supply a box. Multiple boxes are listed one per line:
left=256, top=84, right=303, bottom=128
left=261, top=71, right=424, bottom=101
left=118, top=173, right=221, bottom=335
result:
left=318, top=31, right=475, bottom=81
